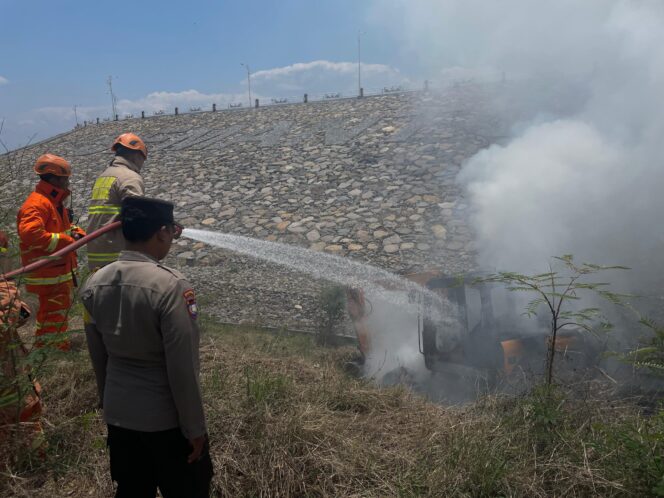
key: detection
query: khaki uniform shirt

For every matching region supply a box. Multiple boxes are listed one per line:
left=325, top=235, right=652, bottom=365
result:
left=86, top=157, right=144, bottom=270
left=80, top=250, right=206, bottom=439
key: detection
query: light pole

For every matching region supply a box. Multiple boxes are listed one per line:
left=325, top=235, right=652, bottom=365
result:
left=358, top=31, right=366, bottom=96
left=241, top=63, right=252, bottom=108
left=107, top=75, right=117, bottom=119
left=73, top=105, right=79, bottom=127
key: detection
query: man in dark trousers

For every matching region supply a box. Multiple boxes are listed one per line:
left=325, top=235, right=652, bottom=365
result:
left=81, top=196, right=212, bottom=497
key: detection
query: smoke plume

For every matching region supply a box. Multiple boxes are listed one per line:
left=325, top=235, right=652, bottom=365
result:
left=373, top=0, right=664, bottom=295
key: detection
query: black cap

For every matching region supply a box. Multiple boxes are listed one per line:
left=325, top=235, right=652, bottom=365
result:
left=121, top=196, right=174, bottom=225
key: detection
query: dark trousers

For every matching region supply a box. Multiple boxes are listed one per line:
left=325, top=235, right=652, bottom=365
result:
left=107, top=424, right=213, bottom=498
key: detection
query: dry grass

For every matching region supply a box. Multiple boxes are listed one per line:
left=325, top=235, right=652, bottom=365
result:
left=0, top=316, right=662, bottom=497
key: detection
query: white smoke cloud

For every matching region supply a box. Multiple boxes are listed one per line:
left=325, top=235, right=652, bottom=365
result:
left=370, top=0, right=620, bottom=83
left=0, top=76, right=8, bottom=85
left=373, top=0, right=664, bottom=295
left=458, top=120, right=631, bottom=271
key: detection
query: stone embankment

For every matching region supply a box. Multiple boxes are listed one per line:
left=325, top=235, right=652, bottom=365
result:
left=0, top=84, right=509, bottom=331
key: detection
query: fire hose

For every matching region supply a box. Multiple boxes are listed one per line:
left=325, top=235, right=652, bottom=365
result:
left=0, top=221, right=121, bottom=281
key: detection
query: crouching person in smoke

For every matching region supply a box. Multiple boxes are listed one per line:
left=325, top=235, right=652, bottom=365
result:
left=0, top=278, right=45, bottom=462
left=80, top=196, right=212, bottom=498
left=0, top=230, right=9, bottom=273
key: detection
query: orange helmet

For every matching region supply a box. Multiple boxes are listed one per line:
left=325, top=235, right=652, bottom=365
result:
left=111, top=132, right=147, bottom=159
left=33, top=153, right=71, bottom=177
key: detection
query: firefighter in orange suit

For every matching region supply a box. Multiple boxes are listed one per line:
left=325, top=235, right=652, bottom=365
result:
left=16, top=154, right=86, bottom=351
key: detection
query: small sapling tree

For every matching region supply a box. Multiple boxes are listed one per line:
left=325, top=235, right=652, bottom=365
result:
left=621, top=317, right=664, bottom=376
left=479, top=255, right=628, bottom=385
left=317, top=285, right=347, bottom=345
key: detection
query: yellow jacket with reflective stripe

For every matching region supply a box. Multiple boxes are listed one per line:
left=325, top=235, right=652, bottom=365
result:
left=86, top=156, right=144, bottom=270
left=16, top=180, right=77, bottom=291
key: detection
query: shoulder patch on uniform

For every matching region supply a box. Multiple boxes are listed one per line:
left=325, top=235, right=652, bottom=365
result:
left=183, top=289, right=198, bottom=319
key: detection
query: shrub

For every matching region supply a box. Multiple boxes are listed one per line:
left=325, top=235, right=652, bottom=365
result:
left=316, top=284, right=347, bottom=345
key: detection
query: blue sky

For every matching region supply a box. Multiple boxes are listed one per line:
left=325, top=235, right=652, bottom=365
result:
left=2, top=0, right=638, bottom=150
left=0, top=0, right=429, bottom=148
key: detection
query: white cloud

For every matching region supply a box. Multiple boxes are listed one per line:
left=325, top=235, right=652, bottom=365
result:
left=0, top=76, right=8, bottom=85
left=0, top=89, right=248, bottom=149
left=1, top=58, right=411, bottom=148
left=115, top=89, right=248, bottom=115
left=250, top=59, right=411, bottom=96
left=252, top=60, right=397, bottom=80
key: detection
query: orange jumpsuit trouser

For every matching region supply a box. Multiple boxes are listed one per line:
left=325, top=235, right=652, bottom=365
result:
left=31, top=281, right=73, bottom=352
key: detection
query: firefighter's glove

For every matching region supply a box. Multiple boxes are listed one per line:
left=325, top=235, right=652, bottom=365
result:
left=68, top=225, right=87, bottom=241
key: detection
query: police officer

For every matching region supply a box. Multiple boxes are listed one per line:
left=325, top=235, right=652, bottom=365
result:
left=80, top=196, right=212, bottom=497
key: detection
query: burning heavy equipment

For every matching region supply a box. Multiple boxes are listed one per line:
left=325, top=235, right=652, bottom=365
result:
left=346, top=270, right=603, bottom=389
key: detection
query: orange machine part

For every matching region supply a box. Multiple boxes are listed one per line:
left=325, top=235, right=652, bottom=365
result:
left=500, top=339, right=525, bottom=375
